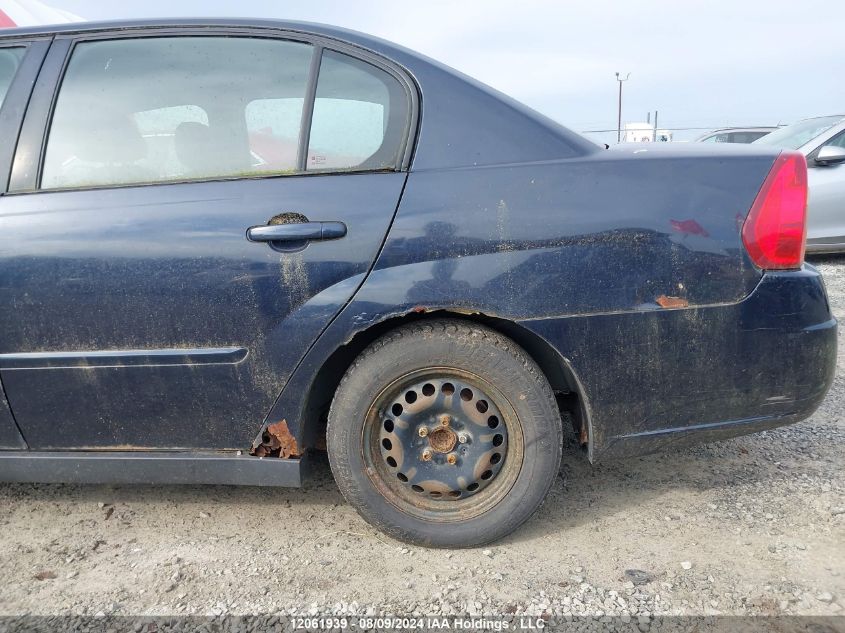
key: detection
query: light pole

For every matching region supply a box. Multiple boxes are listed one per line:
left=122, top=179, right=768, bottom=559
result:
left=615, top=72, right=630, bottom=143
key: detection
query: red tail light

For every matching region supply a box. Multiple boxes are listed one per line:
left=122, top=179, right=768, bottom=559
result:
left=741, top=151, right=808, bottom=270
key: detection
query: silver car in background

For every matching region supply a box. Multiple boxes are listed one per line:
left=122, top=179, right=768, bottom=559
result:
left=695, top=127, right=776, bottom=144
left=754, top=115, right=845, bottom=253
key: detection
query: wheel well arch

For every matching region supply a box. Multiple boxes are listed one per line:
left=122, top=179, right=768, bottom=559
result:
left=301, top=309, right=591, bottom=454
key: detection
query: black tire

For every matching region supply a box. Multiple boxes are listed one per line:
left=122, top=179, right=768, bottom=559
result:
left=327, top=319, right=562, bottom=547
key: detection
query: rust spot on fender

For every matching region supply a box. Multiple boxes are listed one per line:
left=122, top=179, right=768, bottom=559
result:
left=656, top=295, right=689, bottom=309
left=411, top=305, right=428, bottom=313
left=251, top=419, right=301, bottom=459
left=268, top=420, right=301, bottom=458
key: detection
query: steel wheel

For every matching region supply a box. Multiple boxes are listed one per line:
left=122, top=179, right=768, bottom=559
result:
left=327, top=319, right=562, bottom=547
left=363, top=368, right=523, bottom=521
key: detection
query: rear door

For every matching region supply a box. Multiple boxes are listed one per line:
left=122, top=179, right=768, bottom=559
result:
left=0, top=29, right=415, bottom=450
left=0, top=38, right=49, bottom=449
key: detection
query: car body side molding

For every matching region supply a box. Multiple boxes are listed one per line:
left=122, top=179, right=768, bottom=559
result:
left=0, top=450, right=303, bottom=486
left=0, top=346, right=248, bottom=369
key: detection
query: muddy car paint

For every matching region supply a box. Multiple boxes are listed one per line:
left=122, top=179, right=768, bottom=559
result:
left=0, top=173, right=408, bottom=449
left=0, top=19, right=836, bottom=483
left=266, top=151, right=836, bottom=462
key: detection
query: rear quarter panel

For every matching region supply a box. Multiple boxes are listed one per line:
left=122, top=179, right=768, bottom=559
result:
left=317, top=148, right=834, bottom=460
left=375, top=150, right=772, bottom=315
left=269, top=147, right=809, bottom=459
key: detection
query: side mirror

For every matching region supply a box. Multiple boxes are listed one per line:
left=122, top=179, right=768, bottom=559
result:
left=815, top=145, right=845, bottom=166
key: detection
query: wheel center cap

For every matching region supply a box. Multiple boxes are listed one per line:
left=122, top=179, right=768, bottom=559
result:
left=428, top=427, right=457, bottom=453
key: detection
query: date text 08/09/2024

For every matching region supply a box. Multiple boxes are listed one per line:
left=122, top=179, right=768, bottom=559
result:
left=292, top=616, right=548, bottom=630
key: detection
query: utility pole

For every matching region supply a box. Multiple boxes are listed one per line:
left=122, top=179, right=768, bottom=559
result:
left=615, top=72, right=630, bottom=143
left=616, top=73, right=631, bottom=143
left=653, top=110, right=658, bottom=142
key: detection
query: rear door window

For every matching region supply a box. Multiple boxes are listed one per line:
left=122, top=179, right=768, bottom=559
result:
left=307, top=50, right=409, bottom=171
left=41, top=37, right=313, bottom=189
left=132, top=104, right=209, bottom=181
left=245, top=97, right=304, bottom=172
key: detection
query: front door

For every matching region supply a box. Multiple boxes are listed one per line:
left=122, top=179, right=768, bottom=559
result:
left=0, top=32, right=414, bottom=450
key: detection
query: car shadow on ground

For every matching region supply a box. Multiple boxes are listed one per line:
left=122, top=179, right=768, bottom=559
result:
left=807, top=253, right=845, bottom=265
left=1, top=412, right=835, bottom=549
left=513, top=413, right=840, bottom=544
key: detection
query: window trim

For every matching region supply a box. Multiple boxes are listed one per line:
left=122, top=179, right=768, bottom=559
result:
left=296, top=45, right=322, bottom=172
left=8, top=26, right=419, bottom=194
left=0, top=39, right=50, bottom=194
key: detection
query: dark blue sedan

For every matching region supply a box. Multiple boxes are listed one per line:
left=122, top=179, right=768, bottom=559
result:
left=0, top=19, right=836, bottom=547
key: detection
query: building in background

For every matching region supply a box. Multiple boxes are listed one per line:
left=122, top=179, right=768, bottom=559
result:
left=622, top=122, right=672, bottom=143
left=0, top=0, right=82, bottom=28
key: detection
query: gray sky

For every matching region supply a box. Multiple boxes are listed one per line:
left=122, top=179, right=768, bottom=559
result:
left=50, top=0, right=845, bottom=143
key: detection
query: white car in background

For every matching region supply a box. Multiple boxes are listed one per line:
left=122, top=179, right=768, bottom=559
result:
left=754, top=115, right=845, bottom=253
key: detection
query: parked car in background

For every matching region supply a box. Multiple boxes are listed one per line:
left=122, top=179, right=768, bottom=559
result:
left=695, top=127, right=777, bottom=144
left=754, top=115, right=845, bottom=253
left=0, top=19, right=837, bottom=547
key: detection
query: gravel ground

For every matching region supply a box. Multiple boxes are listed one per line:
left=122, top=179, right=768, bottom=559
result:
left=0, top=260, right=843, bottom=622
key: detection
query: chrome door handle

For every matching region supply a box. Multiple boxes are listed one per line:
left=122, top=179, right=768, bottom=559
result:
left=246, top=221, right=347, bottom=243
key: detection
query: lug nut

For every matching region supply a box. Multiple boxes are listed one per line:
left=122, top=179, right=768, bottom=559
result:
left=458, top=433, right=469, bottom=444
left=422, top=449, right=433, bottom=461
left=446, top=453, right=458, bottom=465
left=438, top=414, right=451, bottom=427
left=418, top=426, right=429, bottom=437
